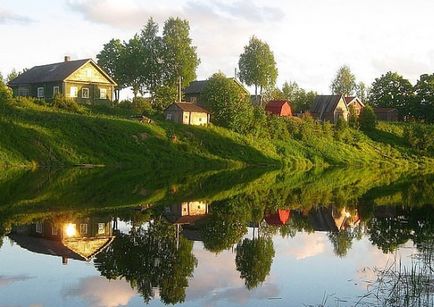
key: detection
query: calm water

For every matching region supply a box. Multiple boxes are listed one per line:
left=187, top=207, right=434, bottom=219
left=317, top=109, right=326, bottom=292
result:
left=0, top=167, right=433, bottom=306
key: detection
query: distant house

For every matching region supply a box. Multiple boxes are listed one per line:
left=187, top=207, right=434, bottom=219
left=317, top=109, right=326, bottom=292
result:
left=310, top=95, right=349, bottom=123
left=184, top=78, right=249, bottom=104
left=164, top=201, right=209, bottom=225
left=344, top=96, right=365, bottom=116
left=9, top=218, right=115, bottom=265
left=265, top=100, right=293, bottom=117
left=164, top=102, right=210, bottom=126
left=374, top=107, right=399, bottom=121
left=8, top=56, right=117, bottom=103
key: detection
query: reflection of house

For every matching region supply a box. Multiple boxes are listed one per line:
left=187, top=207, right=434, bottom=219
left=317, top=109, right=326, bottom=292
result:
left=310, top=95, right=349, bottom=123
left=265, top=100, right=293, bottom=117
left=8, top=57, right=116, bottom=103
left=308, top=207, right=360, bottom=232
left=344, top=97, right=365, bottom=116
left=265, top=209, right=291, bottom=226
left=9, top=218, right=115, bottom=264
left=374, top=107, right=399, bottom=121
left=164, top=102, right=210, bottom=126
left=165, top=201, right=209, bottom=225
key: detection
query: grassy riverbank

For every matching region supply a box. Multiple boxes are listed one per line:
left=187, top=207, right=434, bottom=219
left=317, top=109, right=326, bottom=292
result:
left=0, top=98, right=433, bottom=169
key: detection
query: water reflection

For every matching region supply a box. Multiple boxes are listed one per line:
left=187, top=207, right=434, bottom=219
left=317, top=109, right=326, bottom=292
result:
left=0, top=166, right=433, bottom=305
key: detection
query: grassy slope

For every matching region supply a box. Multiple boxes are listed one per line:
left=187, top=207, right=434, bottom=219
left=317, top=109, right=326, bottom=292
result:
left=1, top=101, right=433, bottom=169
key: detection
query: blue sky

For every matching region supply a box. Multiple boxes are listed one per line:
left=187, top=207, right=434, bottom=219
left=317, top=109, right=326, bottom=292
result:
left=1, top=0, right=434, bottom=95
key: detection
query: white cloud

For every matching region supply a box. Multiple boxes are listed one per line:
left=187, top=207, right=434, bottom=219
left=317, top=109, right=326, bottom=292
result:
left=0, top=9, right=34, bottom=24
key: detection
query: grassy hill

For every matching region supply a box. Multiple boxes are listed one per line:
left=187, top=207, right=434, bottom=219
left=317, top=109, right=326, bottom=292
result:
left=0, top=98, right=433, bottom=169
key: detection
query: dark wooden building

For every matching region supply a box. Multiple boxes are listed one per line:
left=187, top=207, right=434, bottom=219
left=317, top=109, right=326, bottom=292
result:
left=265, top=100, right=293, bottom=117
left=183, top=78, right=249, bottom=104
left=310, top=95, right=349, bottom=123
left=374, top=107, right=399, bottom=121
left=8, top=56, right=117, bottom=103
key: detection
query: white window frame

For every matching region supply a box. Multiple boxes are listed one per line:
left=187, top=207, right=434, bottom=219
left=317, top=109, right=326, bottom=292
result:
left=99, top=88, right=107, bottom=99
left=70, top=86, right=78, bottom=98
left=166, top=113, right=173, bottom=120
left=35, top=222, right=43, bottom=234
left=53, top=86, right=60, bottom=97
left=37, top=87, right=44, bottom=98
left=82, top=87, right=89, bottom=98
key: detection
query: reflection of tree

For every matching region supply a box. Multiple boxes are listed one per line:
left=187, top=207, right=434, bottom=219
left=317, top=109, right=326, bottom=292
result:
left=235, top=237, right=275, bottom=289
left=328, top=230, right=354, bottom=257
left=94, top=217, right=197, bottom=305
left=201, top=198, right=249, bottom=253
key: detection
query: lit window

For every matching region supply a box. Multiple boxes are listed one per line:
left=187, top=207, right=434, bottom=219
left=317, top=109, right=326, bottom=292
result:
left=82, top=88, right=89, bottom=98
left=53, top=86, right=60, bottom=97
left=70, top=86, right=78, bottom=97
left=80, top=224, right=88, bottom=234
left=37, top=87, right=44, bottom=98
left=98, top=223, right=105, bottom=235
left=99, top=88, right=107, bottom=99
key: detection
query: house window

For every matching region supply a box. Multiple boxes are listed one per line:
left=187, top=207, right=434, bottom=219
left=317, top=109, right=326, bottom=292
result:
left=82, top=88, right=89, bottom=98
left=98, top=223, right=105, bottom=235
left=99, top=88, right=107, bottom=99
left=52, top=226, right=58, bottom=236
left=80, top=224, right=88, bottom=235
left=53, top=86, right=60, bottom=97
left=18, top=87, right=29, bottom=96
left=37, top=87, right=44, bottom=98
left=166, top=113, right=172, bottom=120
left=70, top=86, right=78, bottom=97
left=35, top=222, right=43, bottom=234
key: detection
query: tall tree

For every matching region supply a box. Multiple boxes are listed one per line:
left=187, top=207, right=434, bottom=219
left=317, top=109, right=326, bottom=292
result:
left=162, top=17, right=200, bottom=95
left=96, top=38, right=127, bottom=101
left=356, top=81, right=369, bottom=102
left=238, top=36, right=278, bottom=104
left=413, top=73, right=434, bottom=122
left=6, top=69, right=19, bottom=84
left=369, top=71, right=413, bottom=117
left=330, top=65, right=357, bottom=96
left=139, top=18, right=164, bottom=99
left=123, top=35, right=145, bottom=97
left=202, top=72, right=253, bottom=133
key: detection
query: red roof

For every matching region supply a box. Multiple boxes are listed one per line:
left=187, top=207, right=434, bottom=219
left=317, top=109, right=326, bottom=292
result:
left=265, top=100, right=293, bottom=117
left=265, top=209, right=291, bottom=226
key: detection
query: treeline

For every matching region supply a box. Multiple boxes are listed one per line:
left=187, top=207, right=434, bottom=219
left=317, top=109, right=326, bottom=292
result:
left=96, top=17, right=200, bottom=109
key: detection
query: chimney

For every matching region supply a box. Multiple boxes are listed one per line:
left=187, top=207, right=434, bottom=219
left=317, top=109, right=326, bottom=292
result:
left=64, top=56, right=70, bottom=62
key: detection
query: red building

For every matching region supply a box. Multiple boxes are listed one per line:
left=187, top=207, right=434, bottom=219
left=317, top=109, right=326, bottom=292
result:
left=265, top=209, right=291, bottom=226
left=265, top=100, right=293, bottom=117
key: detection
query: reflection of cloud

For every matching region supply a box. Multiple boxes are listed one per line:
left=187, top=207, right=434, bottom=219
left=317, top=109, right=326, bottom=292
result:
left=186, top=243, right=280, bottom=306
left=0, top=9, right=34, bottom=25
left=0, top=275, right=33, bottom=288
left=279, top=232, right=327, bottom=260
left=63, top=276, right=136, bottom=307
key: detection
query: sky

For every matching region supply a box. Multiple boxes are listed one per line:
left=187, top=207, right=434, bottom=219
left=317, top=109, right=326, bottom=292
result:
left=1, top=0, right=434, bottom=95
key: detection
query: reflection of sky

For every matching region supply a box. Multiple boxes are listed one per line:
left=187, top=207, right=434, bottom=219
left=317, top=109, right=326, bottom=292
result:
left=0, top=230, right=418, bottom=307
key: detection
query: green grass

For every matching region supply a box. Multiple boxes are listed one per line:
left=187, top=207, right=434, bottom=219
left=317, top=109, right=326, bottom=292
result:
left=1, top=98, right=434, bottom=169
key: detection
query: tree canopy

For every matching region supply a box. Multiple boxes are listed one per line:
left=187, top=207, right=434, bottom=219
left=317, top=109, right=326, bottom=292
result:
left=369, top=71, right=413, bottom=117
left=413, top=73, right=434, bottom=122
left=238, top=36, right=278, bottom=104
left=330, top=65, right=357, bottom=96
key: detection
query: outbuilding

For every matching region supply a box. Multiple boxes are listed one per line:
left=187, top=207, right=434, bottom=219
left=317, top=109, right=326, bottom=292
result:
left=265, top=100, right=293, bottom=117
left=164, top=102, right=210, bottom=126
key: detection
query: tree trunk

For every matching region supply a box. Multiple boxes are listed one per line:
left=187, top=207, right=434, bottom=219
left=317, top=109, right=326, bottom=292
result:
left=255, top=85, right=258, bottom=105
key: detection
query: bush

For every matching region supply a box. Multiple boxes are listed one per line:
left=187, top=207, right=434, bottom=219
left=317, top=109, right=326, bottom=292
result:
left=360, top=105, right=377, bottom=131
left=52, top=94, right=83, bottom=113
left=404, top=123, right=434, bottom=152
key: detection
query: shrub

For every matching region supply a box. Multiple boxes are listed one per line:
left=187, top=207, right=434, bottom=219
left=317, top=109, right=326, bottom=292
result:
left=359, top=105, right=377, bottom=131
left=52, top=94, right=83, bottom=113
left=348, top=105, right=360, bottom=129
left=404, top=123, right=434, bottom=152
left=286, top=116, right=302, bottom=138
